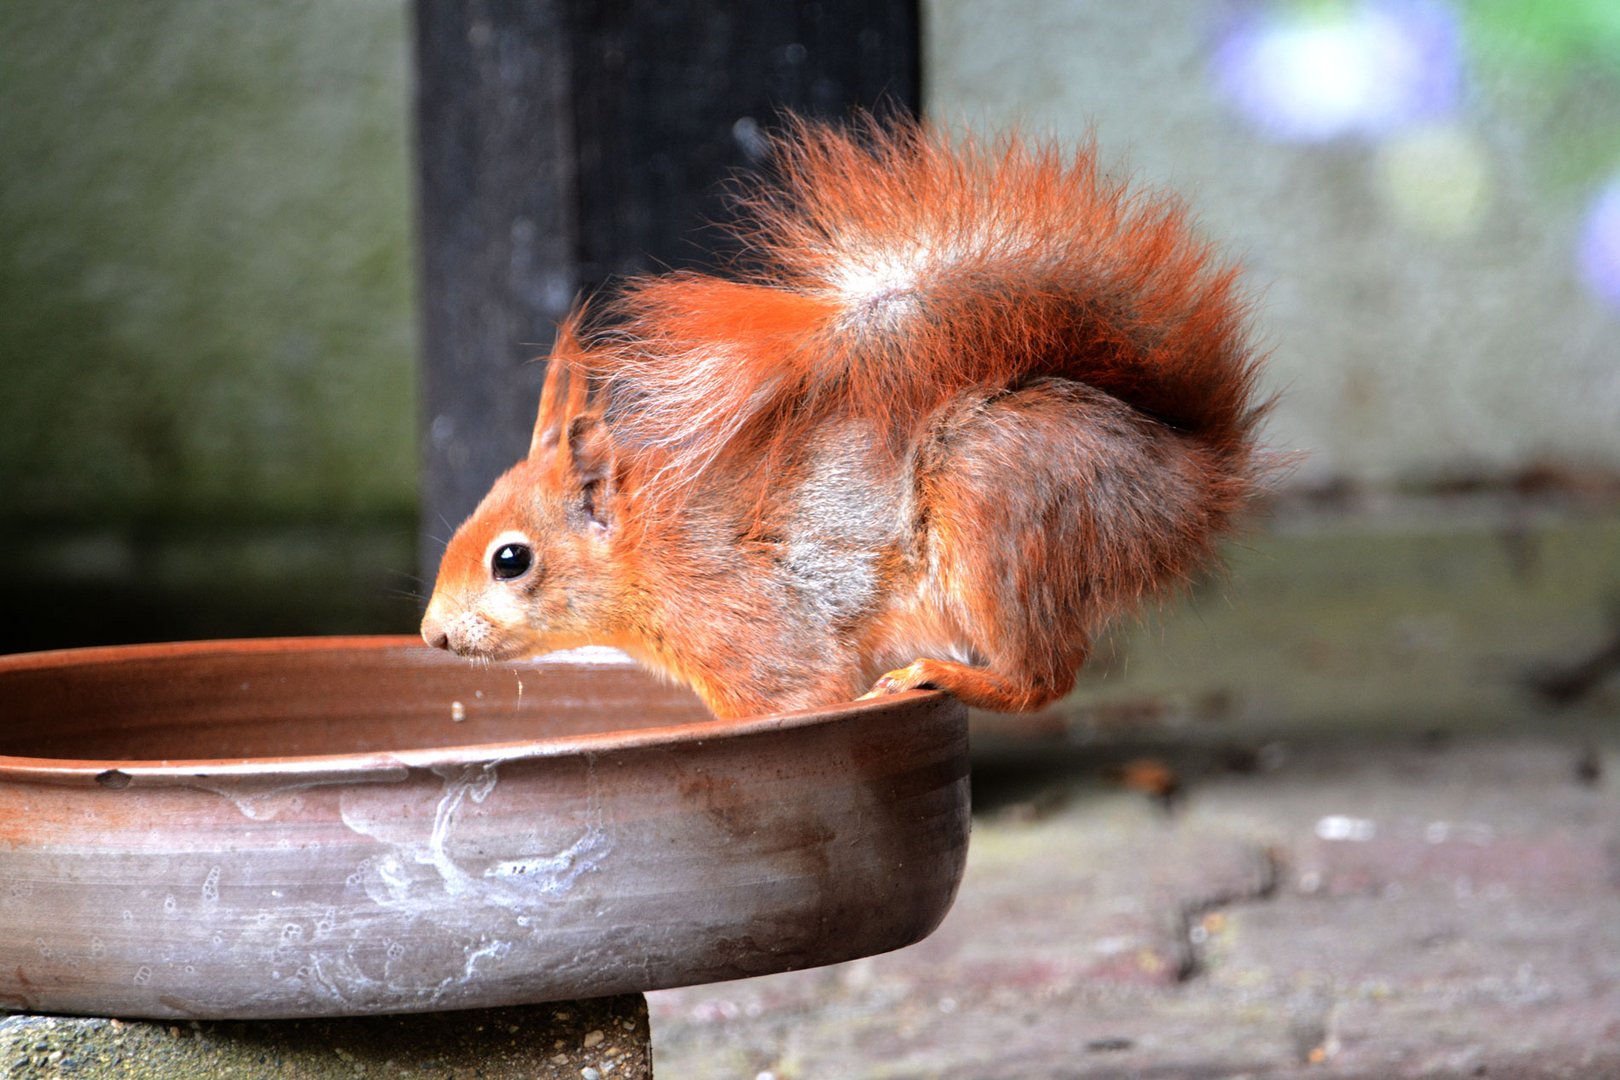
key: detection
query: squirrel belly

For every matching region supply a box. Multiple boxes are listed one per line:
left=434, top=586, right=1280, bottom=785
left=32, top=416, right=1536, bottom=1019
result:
left=421, top=116, right=1266, bottom=719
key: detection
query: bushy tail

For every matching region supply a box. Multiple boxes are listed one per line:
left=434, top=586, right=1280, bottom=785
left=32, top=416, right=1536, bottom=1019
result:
left=591, top=116, right=1264, bottom=484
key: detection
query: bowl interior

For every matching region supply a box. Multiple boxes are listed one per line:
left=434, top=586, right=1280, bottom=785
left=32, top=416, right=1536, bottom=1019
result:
left=0, top=637, right=712, bottom=763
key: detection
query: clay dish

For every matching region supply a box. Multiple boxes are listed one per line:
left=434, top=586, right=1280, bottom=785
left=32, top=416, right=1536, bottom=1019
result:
left=0, top=637, right=969, bottom=1019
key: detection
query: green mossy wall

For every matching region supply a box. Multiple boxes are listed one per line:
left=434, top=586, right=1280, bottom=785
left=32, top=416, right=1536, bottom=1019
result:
left=0, top=1, right=418, bottom=649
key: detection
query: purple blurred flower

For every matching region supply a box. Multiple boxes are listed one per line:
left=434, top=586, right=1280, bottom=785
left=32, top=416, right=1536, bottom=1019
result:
left=1579, top=178, right=1620, bottom=308
left=1214, top=1, right=1462, bottom=142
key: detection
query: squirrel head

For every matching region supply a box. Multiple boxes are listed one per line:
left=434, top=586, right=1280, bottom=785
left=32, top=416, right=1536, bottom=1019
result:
left=420, top=336, right=623, bottom=661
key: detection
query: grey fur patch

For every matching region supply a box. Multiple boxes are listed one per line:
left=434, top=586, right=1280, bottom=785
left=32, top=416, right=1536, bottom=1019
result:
left=781, top=426, right=903, bottom=630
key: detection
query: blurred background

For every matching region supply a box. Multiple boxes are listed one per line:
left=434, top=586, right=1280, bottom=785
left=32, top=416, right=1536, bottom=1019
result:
left=3, top=0, right=1618, bottom=741
left=0, top=1, right=418, bottom=649
left=3, top=0, right=1618, bottom=648
left=3, top=2, right=1619, bottom=1073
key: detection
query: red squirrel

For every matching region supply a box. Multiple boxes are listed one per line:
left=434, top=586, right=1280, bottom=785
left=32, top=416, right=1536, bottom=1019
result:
left=420, top=117, right=1265, bottom=719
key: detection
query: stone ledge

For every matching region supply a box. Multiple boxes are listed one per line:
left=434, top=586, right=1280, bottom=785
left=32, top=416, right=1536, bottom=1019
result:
left=1, top=995, right=650, bottom=1079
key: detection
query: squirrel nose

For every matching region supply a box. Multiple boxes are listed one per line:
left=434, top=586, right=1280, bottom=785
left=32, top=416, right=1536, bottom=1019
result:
left=420, top=613, right=451, bottom=651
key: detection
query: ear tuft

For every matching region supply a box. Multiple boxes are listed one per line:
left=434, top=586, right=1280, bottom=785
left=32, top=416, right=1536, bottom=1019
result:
left=530, top=312, right=592, bottom=459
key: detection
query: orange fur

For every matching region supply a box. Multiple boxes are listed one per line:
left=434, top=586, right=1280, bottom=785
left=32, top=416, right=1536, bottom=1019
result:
left=421, top=116, right=1267, bottom=719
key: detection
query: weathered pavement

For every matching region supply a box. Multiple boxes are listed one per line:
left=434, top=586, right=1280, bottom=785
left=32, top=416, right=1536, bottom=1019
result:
left=650, top=504, right=1620, bottom=1078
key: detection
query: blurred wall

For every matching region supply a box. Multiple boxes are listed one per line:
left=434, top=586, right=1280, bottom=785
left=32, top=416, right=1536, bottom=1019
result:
left=3, top=0, right=1617, bottom=653
left=0, top=0, right=415, bottom=522
left=926, top=0, right=1620, bottom=491
left=0, top=0, right=417, bottom=649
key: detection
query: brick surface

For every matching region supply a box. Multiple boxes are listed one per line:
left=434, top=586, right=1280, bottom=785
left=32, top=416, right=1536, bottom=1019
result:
left=650, top=735, right=1620, bottom=1079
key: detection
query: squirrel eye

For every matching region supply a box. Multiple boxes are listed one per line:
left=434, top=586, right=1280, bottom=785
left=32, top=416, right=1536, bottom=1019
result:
left=490, top=543, right=533, bottom=581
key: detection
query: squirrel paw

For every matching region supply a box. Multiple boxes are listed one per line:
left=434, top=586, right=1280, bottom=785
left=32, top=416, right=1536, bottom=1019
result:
left=859, top=661, right=941, bottom=700
left=858, top=657, right=1075, bottom=712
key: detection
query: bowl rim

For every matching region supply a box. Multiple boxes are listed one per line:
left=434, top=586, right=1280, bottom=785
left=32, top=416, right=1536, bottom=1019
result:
left=0, top=634, right=949, bottom=785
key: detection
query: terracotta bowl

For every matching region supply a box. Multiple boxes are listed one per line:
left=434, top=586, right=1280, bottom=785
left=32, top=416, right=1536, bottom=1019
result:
left=0, top=637, right=969, bottom=1019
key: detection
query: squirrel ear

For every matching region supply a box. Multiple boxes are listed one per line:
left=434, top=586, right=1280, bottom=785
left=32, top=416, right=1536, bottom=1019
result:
left=530, top=363, right=569, bottom=458
left=565, top=414, right=615, bottom=530
left=530, top=315, right=591, bottom=459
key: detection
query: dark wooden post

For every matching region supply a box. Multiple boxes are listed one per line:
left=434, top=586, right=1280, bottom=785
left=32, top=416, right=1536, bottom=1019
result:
left=413, top=0, right=920, bottom=586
